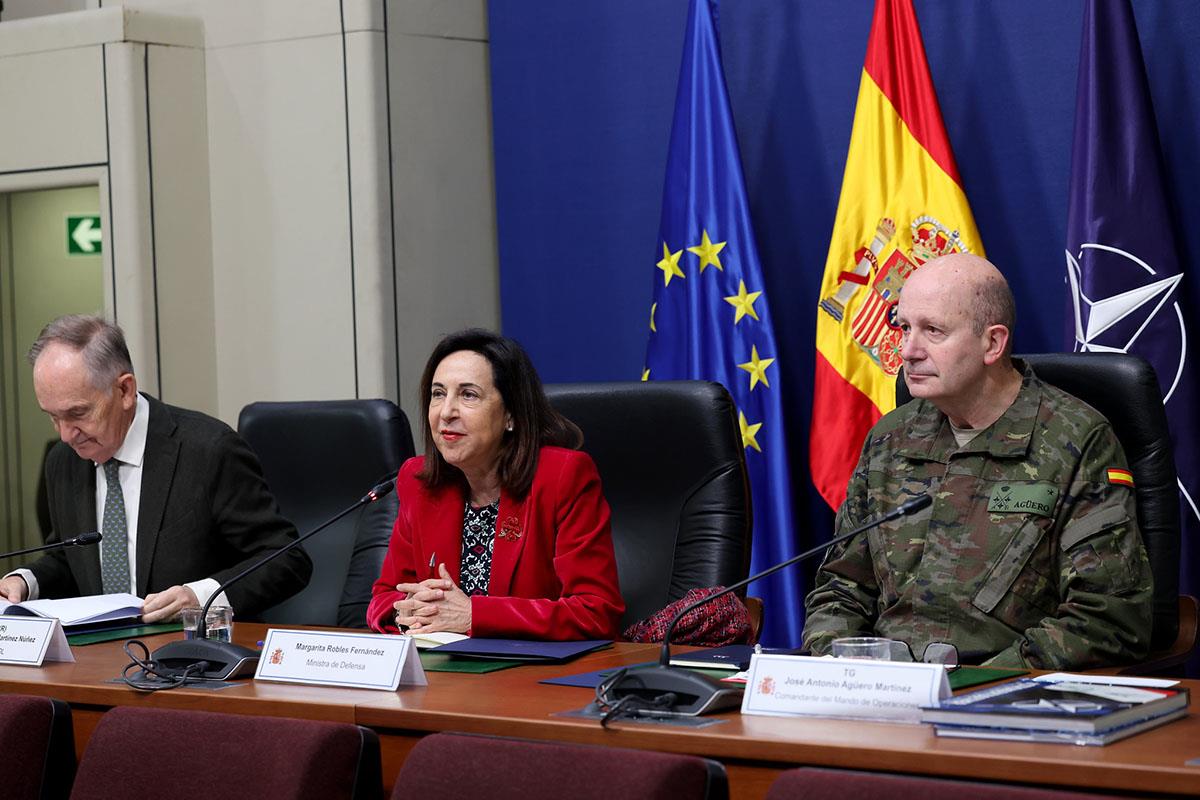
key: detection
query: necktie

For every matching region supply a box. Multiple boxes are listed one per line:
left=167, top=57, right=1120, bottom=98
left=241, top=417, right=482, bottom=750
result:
left=100, top=459, right=131, bottom=594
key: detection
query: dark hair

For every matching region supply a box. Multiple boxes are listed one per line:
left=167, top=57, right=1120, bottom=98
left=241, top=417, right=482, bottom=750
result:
left=417, top=328, right=582, bottom=498
left=27, top=314, right=134, bottom=388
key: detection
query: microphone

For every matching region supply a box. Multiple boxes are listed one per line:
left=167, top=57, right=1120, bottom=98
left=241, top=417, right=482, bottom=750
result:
left=598, top=493, right=933, bottom=717
left=0, top=531, right=102, bottom=560
left=148, top=478, right=397, bottom=681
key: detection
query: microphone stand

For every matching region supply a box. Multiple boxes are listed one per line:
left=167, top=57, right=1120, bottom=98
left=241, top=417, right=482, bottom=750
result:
left=600, top=494, right=932, bottom=717
left=0, top=531, right=102, bottom=560
left=149, top=478, right=397, bottom=680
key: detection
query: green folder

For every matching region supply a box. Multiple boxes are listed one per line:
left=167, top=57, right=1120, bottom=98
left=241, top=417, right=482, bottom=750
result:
left=949, top=666, right=1027, bottom=691
left=418, top=651, right=526, bottom=673
left=67, top=622, right=183, bottom=646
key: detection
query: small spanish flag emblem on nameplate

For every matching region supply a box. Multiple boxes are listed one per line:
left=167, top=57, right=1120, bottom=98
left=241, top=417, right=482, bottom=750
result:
left=1107, top=468, right=1135, bottom=488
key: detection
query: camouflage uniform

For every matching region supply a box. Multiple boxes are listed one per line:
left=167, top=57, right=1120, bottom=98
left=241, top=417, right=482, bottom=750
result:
left=802, top=363, right=1153, bottom=669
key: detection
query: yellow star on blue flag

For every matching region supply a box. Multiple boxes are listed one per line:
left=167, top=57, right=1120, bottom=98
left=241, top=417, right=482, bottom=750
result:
left=656, top=243, right=685, bottom=286
left=688, top=229, right=726, bottom=273
left=737, top=345, right=775, bottom=391
left=725, top=280, right=762, bottom=323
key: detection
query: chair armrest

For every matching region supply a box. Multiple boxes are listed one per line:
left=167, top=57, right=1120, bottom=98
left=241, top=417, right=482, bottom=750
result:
left=744, top=596, right=763, bottom=644
left=1116, top=594, right=1198, bottom=677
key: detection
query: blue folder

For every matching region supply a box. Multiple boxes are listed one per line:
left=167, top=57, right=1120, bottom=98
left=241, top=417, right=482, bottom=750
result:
left=429, top=638, right=611, bottom=662
left=667, top=644, right=793, bottom=671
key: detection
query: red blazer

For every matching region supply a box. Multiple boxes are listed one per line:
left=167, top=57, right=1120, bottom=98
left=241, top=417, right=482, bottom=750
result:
left=367, top=446, right=624, bottom=640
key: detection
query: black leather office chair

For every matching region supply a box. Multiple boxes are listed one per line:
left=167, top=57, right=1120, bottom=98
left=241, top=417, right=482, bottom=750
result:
left=238, top=399, right=415, bottom=627
left=897, top=352, right=1196, bottom=669
left=544, top=381, right=752, bottom=631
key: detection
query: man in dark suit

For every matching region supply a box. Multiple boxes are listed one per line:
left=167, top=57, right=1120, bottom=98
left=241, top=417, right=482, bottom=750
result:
left=0, top=315, right=311, bottom=622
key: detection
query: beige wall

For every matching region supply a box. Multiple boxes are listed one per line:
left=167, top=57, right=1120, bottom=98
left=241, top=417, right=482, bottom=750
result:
left=0, top=0, right=92, bottom=22
left=388, top=1, right=499, bottom=415
left=0, top=7, right=209, bottom=410
left=0, top=0, right=499, bottom=433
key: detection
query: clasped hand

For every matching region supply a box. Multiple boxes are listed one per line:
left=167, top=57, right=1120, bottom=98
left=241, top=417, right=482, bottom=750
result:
left=393, top=564, right=472, bottom=634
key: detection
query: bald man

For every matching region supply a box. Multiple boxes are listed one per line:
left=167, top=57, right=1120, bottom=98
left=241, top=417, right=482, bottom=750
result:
left=802, top=254, right=1153, bottom=670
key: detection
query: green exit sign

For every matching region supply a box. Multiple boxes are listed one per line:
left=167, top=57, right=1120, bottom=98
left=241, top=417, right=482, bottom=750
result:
left=67, top=215, right=102, bottom=255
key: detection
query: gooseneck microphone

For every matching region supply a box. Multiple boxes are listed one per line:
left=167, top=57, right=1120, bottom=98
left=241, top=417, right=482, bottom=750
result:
left=0, top=531, right=102, bottom=560
left=598, top=493, right=933, bottom=718
left=147, top=478, right=397, bottom=681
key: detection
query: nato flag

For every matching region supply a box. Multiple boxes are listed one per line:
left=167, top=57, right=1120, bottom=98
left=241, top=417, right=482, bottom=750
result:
left=1064, top=0, right=1200, bottom=612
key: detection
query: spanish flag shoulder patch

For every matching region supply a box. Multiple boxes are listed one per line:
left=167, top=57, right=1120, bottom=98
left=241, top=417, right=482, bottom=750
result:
left=1107, top=468, right=1135, bottom=488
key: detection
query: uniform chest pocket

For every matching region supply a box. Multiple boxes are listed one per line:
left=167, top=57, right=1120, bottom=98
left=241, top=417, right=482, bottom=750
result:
left=972, top=517, right=1057, bottom=620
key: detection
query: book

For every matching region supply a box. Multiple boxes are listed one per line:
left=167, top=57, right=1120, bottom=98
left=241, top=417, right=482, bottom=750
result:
left=0, top=593, right=142, bottom=632
left=921, top=677, right=1189, bottom=734
left=932, top=707, right=1188, bottom=746
left=668, top=644, right=792, bottom=671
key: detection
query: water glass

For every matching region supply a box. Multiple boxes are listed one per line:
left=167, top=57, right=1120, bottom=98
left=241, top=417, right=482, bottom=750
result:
left=180, top=605, right=234, bottom=643
left=830, top=636, right=893, bottom=661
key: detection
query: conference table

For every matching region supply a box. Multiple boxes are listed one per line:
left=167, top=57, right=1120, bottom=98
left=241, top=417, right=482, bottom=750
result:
left=0, top=624, right=1197, bottom=799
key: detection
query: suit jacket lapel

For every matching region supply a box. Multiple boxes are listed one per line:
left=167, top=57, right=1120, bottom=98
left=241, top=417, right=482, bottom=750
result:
left=66, top=454, right=103, bottom=594
left=136, top=396, right=179, bottom=596
left=488, top=488, right=529, bottom=596
left=412, top=484, right=464, bottom=586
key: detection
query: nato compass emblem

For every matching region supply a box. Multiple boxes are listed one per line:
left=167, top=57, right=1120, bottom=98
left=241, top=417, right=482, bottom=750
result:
left=1065, top=242, right=1198, bottom=521
left=1065, top=243, right=1186, bottom=401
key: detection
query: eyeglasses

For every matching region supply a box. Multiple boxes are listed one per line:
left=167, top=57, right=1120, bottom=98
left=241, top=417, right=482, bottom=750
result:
left=921, top=642, right=959, bottom=668
left=893, top=640, right=959, bottom=670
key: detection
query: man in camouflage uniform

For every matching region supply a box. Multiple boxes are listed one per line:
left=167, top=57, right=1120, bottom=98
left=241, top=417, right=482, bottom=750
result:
left=803, top=254, right=1152, bottom=669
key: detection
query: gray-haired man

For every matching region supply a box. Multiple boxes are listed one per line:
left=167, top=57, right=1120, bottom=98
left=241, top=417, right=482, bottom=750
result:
left=0, top=315, right=311, bottom=622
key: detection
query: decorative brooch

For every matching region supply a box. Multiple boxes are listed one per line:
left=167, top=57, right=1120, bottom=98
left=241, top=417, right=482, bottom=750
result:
left=497, top=515, right=523, bottom=541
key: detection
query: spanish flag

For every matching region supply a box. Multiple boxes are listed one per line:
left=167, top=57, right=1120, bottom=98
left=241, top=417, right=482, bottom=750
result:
left=810, top=0, right=984, bottom=509
left=1107, top=468, right=1135, bottom=489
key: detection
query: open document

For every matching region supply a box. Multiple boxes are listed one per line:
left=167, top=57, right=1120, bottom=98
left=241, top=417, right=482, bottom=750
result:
left=1, top=593, right=142, bottom=632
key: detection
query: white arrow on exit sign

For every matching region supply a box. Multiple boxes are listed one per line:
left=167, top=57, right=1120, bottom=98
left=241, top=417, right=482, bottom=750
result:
left=67, top=216, right=102, bottom=255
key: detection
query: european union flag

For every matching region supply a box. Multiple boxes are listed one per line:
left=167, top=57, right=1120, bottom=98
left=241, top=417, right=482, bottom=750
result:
left=1065, top=1, right=1199, bottom=608
left=644, top=0, right=802, bottom=647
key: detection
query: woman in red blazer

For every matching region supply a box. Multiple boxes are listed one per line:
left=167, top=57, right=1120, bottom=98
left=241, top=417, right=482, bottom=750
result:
left=367, top=329, right=624, bottom=640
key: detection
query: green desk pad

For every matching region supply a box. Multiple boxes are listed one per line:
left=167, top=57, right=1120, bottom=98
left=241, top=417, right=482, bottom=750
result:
left=948, top=666, right=1027, bottom=691
left=67, top=622, right=183, bottom=646
left=418, top=651, right=526, bottom=673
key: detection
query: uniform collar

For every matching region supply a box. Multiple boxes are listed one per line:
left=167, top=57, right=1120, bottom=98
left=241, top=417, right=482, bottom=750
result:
left=897, top=360, right=1041, bottom=463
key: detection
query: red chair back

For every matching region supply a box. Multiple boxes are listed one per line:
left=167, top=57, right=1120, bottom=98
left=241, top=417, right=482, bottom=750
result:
left=0, top=694, right=74, bottom=800
left=392, top=732, right=727, bottom=800
left=70, top=706, right=381, bottom=800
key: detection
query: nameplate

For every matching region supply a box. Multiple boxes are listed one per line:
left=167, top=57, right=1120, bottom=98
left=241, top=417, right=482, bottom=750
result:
left=0, top=617, right=74, bottom=666
left=741, top=654, right=950, bottom=723
left=254, top=628, right=426, bottom=691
